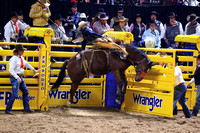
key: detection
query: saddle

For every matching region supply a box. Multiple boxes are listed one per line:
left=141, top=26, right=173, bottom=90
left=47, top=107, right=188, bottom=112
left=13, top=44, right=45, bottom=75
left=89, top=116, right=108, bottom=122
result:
left=79, top=49, right=110, bottom=78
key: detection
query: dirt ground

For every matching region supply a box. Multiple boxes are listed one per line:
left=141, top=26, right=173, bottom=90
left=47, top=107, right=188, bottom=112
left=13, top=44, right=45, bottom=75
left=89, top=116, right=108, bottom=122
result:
left=0, top=107, right=200, bottom=133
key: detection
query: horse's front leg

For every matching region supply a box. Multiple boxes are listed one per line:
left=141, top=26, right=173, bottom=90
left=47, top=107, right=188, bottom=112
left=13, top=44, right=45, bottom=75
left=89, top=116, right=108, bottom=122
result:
left=121, top=72, right=127, bottom=96
left=113, top=70, right=123, bottom=104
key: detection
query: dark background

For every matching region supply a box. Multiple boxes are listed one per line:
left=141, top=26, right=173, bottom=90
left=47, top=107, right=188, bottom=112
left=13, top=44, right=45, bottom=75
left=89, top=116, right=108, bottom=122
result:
left=0, top=0, right=200, bottom=39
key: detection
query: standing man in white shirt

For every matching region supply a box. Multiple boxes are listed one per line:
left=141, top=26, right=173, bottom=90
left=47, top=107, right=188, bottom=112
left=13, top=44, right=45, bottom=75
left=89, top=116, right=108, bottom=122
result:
left=4, top=11, right=30, bottom=43
left=5, top=44, right=37, bottom=115
left=3, top=11, right=30, bottom=61
left=173, top=56, right=192, bottom=118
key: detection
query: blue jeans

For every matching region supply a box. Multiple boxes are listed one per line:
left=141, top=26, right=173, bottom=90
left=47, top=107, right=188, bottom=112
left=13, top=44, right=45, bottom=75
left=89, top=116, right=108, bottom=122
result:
left=173, top=83, right=192, bottom=118
left=192, top=85, right=200, bottom=115
left=6, top=76, right=30, bottom=112
left=166, top=40, right=175, bottom=48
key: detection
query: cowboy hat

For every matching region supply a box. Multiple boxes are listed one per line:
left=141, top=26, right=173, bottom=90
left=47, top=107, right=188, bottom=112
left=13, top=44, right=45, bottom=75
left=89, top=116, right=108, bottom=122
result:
left=187, top=13, right=200, bottom=22
left=13, top=44, right=26, bottom=53
left=71, top=2, right=78, bottom=8
left=10, top=11, right=18, bottom=18
left=145, top=36, right=156, bottom=48
left=80, top=13, right=88, bottom=19
left=54, top=14, right=65, bottom=21
left=118, top=7, right=124, bottom=13
left=77, top=21, right=90, bottom=31
left=17, top=10, right=23, bottom=16
left=98, top=13, right=109, bottom=20
left=118, top=16, right=129, bottom=22
left=135, top=14, right=143, bottom=19
left=168, top=12, right=177, bottom=17
left=38, top=0, right=50, bottom=7
left=98, top=8, right=105, bottom=14
left=150, top=11, right=159, bottom=17
left=148, top=20, right=156, bottom=25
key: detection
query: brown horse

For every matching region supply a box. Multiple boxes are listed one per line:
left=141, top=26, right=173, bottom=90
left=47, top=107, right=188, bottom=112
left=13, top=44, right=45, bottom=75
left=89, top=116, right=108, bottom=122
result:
left=51, top=44, right=153, bottom=105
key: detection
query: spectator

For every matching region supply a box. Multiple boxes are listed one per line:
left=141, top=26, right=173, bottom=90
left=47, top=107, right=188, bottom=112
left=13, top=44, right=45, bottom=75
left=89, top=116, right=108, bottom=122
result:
left=4, top=11, right=30, bottom=43
left=70, top=2, right=81, bottom=27
left=93, top=13, right=114, bottom=35
left=188, top=55, right=200, bottom=117
left=114, top=16, right=130, bottom=32
left=91, top=8, right=105, bottom=29
left=173, top=56, right=192, bottom=118
left=140, top=20, right=161, bottom=48
left=79, top=13, right=89, bottom=22
left=4, top=11, right=30, bottom=57
left=5, top=44, right=37, bottom=115
left=110, top=7, right=124, bottom=28
left=164, top=12, right=183, bottom=48
left=76, top=13, right=90, bottom=39
left=64, top=18, right=76, bottom=40
left=149, top=11, right=165, bottom=47
left=50, top=14, right=72, bottom=44
left=185, top=13, right=200, bottom=35
left=29, top=0, right=51, bottom=27
left=17, top=11, right=28, bottom=42
left=130, top=14, right=146, bottom=46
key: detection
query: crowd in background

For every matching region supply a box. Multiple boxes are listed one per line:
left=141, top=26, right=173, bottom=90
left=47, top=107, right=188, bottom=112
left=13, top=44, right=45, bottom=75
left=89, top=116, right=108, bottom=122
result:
left=1, top=0, right=200, bottom=61
left=60, top=0, right=200, bottom=6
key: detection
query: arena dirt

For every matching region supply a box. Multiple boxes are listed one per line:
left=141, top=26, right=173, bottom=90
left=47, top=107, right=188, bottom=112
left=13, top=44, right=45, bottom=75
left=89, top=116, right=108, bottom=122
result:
left=0, top=107, right=200, bottom=133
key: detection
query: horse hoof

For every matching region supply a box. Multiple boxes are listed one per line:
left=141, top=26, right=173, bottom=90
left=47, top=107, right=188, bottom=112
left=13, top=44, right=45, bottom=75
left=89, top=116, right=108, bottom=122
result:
left=67, top=101, right=71, bottom=107
left=115, top=99, right=121, bottom=104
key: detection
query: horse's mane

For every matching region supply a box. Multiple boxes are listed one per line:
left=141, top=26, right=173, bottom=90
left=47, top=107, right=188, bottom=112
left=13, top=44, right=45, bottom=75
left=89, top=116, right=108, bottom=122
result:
left=122, top=44, right=147, bottom=58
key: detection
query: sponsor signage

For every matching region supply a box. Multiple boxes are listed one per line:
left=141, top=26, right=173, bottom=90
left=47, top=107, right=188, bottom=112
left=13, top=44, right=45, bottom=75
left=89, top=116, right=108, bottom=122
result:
left=124, top=89, right=173, bottom=117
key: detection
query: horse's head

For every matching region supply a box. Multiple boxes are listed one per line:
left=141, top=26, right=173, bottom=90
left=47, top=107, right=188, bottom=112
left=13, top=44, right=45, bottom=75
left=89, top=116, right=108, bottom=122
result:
left=122, top=44, right=153, bottom=82
left=134, top=58, right=153, bottom=82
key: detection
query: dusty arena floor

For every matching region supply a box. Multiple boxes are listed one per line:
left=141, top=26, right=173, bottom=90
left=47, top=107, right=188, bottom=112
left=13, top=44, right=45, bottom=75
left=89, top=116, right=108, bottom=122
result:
left=0, top=107, right=200, bottom=133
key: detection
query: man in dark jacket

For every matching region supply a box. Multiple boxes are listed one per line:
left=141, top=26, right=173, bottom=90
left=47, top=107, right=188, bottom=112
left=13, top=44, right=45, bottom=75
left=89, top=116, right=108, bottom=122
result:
left=188, top=55, right=200, bottom=116
left=77, top=21, right=102, bottom=50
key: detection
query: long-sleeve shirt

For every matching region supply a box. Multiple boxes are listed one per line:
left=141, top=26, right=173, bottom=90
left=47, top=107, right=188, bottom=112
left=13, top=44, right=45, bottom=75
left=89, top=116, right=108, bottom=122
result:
left=9, top=55, right=35, bottom=79
left=93, top=21, right=111, bottom=35
left=50, top=24, right=69, bottom=44
left=147, top=20, right=165, bottom=39
left=4, top=20, right=28, bottom=42
left=142, top=29, right=161, bottom=48
left=174, top=66, right=185, bottom=87
left=157, top=21, right=165, bottom=39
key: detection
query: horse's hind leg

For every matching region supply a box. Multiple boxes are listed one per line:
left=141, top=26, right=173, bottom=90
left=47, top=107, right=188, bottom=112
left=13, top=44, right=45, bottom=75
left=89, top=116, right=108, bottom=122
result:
left=67, top=82, right=79, bottom=106
left=121, top=72, right=127, bottom=96
left=113, top=70, right=123, bottom=104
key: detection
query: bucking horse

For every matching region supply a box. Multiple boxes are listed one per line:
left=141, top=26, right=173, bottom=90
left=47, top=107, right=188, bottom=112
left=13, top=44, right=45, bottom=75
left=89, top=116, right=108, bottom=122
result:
left=51, top=44, right=153, bottom=105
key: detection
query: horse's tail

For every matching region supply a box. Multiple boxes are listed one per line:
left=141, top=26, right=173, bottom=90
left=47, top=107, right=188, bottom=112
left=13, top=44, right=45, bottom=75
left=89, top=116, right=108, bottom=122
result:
left=51, top=60, right=68, bottom=91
